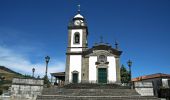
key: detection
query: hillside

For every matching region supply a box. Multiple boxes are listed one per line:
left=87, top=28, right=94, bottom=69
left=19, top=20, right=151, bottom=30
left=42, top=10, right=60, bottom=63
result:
left=0, top=66, right=22, bottom=80
left=0, top=66, right=24, bottom=94
left=0, top=66, right=22, bottom=75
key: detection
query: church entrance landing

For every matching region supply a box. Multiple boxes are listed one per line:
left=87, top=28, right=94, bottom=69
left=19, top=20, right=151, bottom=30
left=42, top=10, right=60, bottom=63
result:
left=98, top=68, right=107, bottom=83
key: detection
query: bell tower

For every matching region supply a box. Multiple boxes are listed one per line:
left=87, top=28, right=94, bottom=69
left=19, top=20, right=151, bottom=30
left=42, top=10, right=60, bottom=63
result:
left=67, top=13, right=88, bottom=52
left=65, top=6, right=88, bottom=84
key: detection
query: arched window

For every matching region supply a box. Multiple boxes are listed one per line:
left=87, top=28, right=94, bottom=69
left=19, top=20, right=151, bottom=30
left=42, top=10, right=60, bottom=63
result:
left=98, top=55, right=107, bottom=63
left=74, top=32, right=80, bottom=44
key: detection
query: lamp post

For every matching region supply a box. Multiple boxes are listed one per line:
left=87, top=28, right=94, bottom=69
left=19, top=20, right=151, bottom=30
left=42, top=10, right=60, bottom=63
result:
left=32, top=68, right=35, bottom=78
left=45, top=56, right=50, bottom=77
left=127, top=59, right=132, bottom=88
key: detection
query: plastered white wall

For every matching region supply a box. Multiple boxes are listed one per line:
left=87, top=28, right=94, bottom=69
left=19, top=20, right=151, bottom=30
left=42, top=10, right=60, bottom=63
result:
left=69, top=55, right=82, bottom=83
left=107, top=56, right=117, bottom=82
left=88, top=56, right=117, bottom=83
left=89, top=56, right=97, bottom=83
left=70, top=48, right=82, bottom=52
left=162, top=78, right=169, bottom=88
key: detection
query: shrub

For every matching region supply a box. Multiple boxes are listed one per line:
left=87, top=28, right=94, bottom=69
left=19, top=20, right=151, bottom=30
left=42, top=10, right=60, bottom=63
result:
left=158, top=88, right=170, bottom=98
left=0, top=89, right=2, bottom=95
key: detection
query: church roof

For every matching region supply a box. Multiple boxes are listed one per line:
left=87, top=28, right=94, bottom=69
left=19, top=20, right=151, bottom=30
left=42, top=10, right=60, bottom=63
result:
left=83, top=43, right=122, bottom=56
left=74, top=13, right=84, bottom=19
left=93, top=43, right=112, bottom=50
left=51, top=72, right=65, bottom=77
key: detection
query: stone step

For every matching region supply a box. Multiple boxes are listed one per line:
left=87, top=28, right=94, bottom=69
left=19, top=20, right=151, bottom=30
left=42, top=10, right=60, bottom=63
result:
left=36, top=95, right=161, bottom=100
left=37, top=84, right=161, bottom=100
left=63, top=83, right=130, bottom=89
left=42, top=88, right=139, bottom=96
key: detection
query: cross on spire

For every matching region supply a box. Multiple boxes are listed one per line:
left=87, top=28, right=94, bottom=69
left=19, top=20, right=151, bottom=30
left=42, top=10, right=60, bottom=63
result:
left=77, top=4, right=81, bottom=13
left=115, top=41, right=119, bottom=49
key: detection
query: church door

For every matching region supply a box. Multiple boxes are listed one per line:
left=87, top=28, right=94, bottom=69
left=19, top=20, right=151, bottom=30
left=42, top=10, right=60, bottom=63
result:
left=72, top=73, right=78, bottom=83
left=98, top=68, right=107, bottom=83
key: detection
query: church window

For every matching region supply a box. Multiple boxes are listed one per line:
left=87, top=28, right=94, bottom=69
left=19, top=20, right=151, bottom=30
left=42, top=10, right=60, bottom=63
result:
left=98, top=55, right=107, bottom=63
left=74, top=32, right=80, bottom=44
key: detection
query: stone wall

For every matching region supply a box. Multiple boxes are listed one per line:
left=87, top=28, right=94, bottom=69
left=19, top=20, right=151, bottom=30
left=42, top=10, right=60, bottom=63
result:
left=11, top=78, right=44, bottom=100
left=134, top=82, right=154, bottom=96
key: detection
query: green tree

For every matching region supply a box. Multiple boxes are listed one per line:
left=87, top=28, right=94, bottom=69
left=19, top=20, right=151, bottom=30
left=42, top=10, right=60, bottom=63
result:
left=42, top=75, right=51, bottom=88
left=22, top=74, right=32, bottom=78
left=120, top=64, right=130, bottom=83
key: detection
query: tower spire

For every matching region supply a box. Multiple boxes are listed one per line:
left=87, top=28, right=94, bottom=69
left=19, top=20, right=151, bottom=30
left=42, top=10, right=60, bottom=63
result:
left=77, top=4, right=81, bottom=13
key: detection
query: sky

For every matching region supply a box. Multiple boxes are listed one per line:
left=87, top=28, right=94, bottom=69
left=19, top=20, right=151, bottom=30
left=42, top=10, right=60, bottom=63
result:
left=0, top=0, right=170, bottom=78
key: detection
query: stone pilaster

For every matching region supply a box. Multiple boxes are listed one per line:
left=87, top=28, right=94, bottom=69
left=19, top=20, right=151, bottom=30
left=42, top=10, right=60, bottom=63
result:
left=65, top=55, right=70, bottom=84
left=81, top=24, right=88, bottom=83
left=115, top=57, right=121, bottom=83
left=67, top=30, right=72, bottom=51
left=65, top=30, right=72, bottom=84
left=81, top=56, right=89, bottom=83
left=82, top=29, right=88, bottom=50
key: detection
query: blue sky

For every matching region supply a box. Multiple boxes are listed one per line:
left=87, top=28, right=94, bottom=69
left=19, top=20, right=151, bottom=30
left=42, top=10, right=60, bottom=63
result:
left=0, top=0, right=170, bottom=78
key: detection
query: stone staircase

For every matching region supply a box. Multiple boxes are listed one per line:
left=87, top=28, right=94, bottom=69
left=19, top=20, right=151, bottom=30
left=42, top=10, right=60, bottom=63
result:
left=41, top=88, right=139, bottom=96
left=63, top=83, right=130, bottom=89
left=36, top=84, right=161, bottom=100
left=37, top=96, right=160, bottom=100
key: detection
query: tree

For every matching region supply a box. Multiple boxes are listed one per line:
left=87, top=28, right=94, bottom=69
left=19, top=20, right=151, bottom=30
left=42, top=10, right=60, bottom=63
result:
left=120, top=64, right=130, bottom=83
left=22, top=74, right=32, bottom=78
left=42, top=75, right=51, bottom=88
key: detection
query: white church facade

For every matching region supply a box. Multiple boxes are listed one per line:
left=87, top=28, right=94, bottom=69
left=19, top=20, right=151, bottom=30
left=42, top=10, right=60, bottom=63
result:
left=64, top=11, right=122, bottom=84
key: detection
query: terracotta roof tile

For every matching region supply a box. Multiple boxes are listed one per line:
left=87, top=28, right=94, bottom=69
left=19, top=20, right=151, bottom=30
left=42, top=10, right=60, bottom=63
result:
left=132, top=73, right=170, bottom=82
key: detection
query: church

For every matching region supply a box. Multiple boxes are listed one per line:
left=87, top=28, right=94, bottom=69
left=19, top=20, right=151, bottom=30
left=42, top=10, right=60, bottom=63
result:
left=51, top=10, right=122, bottom=85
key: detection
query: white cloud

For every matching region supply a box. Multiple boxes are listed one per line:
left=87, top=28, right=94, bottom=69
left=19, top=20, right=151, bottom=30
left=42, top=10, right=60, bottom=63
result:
left=0, top=46, right=65, bottom=78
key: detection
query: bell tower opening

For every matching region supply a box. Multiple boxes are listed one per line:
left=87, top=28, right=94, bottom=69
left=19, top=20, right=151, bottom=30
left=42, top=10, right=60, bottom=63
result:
left=74, top=32, right=80, bottom=44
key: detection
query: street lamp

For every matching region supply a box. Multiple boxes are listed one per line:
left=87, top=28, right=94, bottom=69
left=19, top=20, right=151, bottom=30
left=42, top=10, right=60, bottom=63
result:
left=45, top=56, right=50, bottom=77
left=32, top=68, right=35, bottom=78
left=127, top=59, right=132, bottom=88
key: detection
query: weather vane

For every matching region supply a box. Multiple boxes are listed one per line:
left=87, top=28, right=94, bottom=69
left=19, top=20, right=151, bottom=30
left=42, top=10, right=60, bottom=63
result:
left=77, top=4, right=80, bottom=13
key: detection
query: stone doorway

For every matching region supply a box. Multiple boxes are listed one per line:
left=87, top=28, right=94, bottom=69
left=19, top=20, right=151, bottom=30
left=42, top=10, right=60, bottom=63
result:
left=72, top=73, right=78, bottom=83
left=98, top=68, right=107, bottom=83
